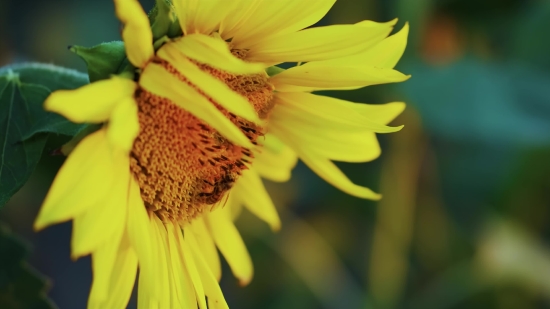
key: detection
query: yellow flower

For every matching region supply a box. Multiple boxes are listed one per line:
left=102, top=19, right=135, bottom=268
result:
left=34, top=0, right=409, bottom=308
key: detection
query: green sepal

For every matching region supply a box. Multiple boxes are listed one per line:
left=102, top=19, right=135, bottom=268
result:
left=151, top=0, right=176, bottom=40
left=0, top=223, right=57, bottom=309
left=0, top=63, right=88, bottom=208
left=266, top=65, right=285, bottom=77
left=69, top=41, right=127, bottom=82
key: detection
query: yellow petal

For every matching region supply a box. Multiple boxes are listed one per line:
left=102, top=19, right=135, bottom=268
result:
left=71, top=153, right=129, bottom=258
left=253, top=134, right=298, bottom=182
left=297, top=150, right=381, bottom=200
left=174, top=0, right=238, bottom=35
left=114, top=0, right=154, bottom=68
left=349, top=101, right=406, bottom=125
left=321, top=23, right=409, bottom=69
left=167, top=223, right=197, bottom=308
left=172, top=34, right=264, bottom=74
left=186, top=230, right=230, bottom=309
left=157, top=44, right=262, bottom=124
left=271, top=64, right=410, bottom=92
left=139, top=63, right=253, bottom=148
left=271, top=92, right=403, bottom=133
left=234, top=169, right=281, bottom=231
left=271, top=119, right=382, bottom=163
left=176, top=227, right=207, bottom=309
left=189, top=218, right=221, bottom=281
left=88, top=233, right=137, bottom=309
left=107, top=96, right=139, bottom=152
left=205, top=208, right=253, bottom=285
left=246, top=23, right=392, bottom=64
left=126, top=178, right=157, bottom=300
left=224, top=0, right=336, bottom=49
left=44, top=77, right=136, bottom=123
left=34, top=129, right=116, bottom=230
left=150, top=217, right=174, bottom=309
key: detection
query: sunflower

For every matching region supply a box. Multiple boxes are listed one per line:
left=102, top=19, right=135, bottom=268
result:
left=33, top=0, right=409, bottom=308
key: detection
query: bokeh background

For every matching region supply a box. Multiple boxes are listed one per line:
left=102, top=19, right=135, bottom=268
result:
left=2, top=0, right=550, bottom=308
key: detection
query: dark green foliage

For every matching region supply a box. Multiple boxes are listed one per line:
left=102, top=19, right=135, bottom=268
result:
left=0, top=64, right=88, bottom=208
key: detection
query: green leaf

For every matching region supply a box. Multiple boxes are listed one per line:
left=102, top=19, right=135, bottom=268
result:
left=69, top=41, right=127, bottom=82
left=0, top=223, right=57, bottom=309
left=0, top=64, right=88, bottom=208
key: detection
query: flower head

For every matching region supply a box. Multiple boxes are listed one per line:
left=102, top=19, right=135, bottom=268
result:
left=34, top=0, right=409, bottom=308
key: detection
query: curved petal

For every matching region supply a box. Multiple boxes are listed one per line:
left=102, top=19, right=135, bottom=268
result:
left=71, top=152, right=129, bottom=258
left=157, top=44, right=262, bottom=124
left=172, top=34, right=263, bottom=74
left=320, top=23, right=409, bottom=69
left=114, top=0, right=154, bottom=68
left=126, top=178, right=157, bottom=301
left=174, top=0, right=238, bottom=35
left=139, top=63, right=253, bottom=148
left=107, top=96, right=139, bottom=152
left=270, top=119, right=381, bottom=163
left=234, top=169, right=281, bottom=231
left=253, top=134, right=297, bottom=182
left=271, top=92, right=403, bottom=133
left=167, top=223, right=197, bottom=308
left=246, top=23, right=393, bottom=64
left=44, top=77, right=136, bottom=123
left=271, top=64, right=410, bottom=92
left=224, top=0, right=336, bottom=49
left=150, top=217, right=175, bottom=308
left=34, top=129, right=117, bottom=230
left=88, top=233, right=137, bottom=309
left=205, top=207, right=253, bottom=285
left=176, top=227, right=207, bottom=309
left=348, top=102, right=406, bottom=125
left=189, top=218, right=221, bottom=281
left=296, top=150, right=382, bottom=200
left=186, top=230, right=230, bottom=309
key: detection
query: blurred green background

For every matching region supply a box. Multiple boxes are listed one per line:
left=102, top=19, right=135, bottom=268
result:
left=2, top=0, right=550, bottom=308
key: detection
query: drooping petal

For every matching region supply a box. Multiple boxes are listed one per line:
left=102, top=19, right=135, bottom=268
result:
left=174, top=0, right=238, bottom=35
left=233, top=169, right=281, bottom=231
left=270, top=64, right=410, bottom=92
left=246, top=23, right=393, bottom=64
left=157, top=44, right=261, bottom=124
left=270, top=120, right=381, bottom=163
left=176, top=227, right=207, bottom=309
left=347, top=102, right=406, bottom=125
left=253, top=134, right=298, bottom=182
left=150, top=217, right=175, bottom=309
left=224, top=0, right=336, bottom=49
left=34, top=129, right=117, bottom=230
left=205, top=207, right=253, bottom=285
left=172, top=34, right=264, bottom=74
left=44, top=77, right=136, bottom=123
left=189, top=218, right=221, bottom=281
left=88, top=233, right=137, bottom=309
left=167, top=223, right=197, bottom=308
left=320, top=23, right=409, bottom=69
left=296, top=150, right=382, bottom=200
left=107, top=96, right=140, bottom=152
left=71, top=152, right=129, bottom=258
left=186, top=230, right=230, bottom=309
left=114, top=0, right=154, bottom=68
left=139, top=63, right=253, bottom=148
left=126, top=178, right=157, bottom=301
left=272, top=92, right=403, bottom=133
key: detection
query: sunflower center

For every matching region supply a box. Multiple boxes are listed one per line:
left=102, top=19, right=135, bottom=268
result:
left=129, top=57, right=274, bottom=223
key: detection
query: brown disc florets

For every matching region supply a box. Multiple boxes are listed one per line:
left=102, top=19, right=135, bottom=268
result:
left=129, top=50, right=275, bottom=223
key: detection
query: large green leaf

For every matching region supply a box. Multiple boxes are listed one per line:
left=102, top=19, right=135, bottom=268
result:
left=0, top=64, right=88, bottom=208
